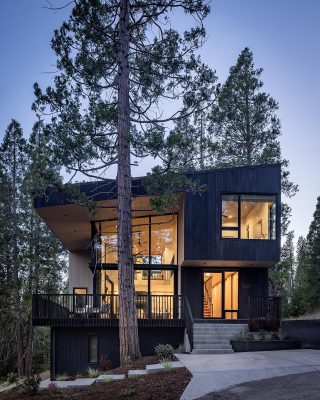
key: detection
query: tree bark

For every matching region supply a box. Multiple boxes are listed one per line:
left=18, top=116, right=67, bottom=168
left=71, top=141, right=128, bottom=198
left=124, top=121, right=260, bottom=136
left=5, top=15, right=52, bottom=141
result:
left=117, top=0, right=141, bottom=364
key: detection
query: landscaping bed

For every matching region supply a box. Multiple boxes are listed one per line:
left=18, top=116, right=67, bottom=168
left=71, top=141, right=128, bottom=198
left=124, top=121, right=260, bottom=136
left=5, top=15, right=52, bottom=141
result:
left=0, top=356, right=191, bottom=400
left=231, top=339, right=301, bottom=352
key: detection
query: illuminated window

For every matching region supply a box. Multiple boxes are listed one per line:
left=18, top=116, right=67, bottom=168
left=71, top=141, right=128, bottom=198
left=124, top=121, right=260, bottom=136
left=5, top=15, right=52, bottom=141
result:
left=221, top=195, right=276, bottom=240
left=96, top=215, right=177, bottom=264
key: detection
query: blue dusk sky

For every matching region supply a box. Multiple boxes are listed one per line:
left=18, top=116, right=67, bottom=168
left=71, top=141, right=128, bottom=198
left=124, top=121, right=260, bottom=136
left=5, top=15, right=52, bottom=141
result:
left=0, top=0, right=319, bottom=243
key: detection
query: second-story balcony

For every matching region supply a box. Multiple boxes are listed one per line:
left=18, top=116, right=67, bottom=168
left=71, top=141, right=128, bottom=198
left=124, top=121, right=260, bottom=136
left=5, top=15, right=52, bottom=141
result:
left=32, top=293, right=185, bottom=327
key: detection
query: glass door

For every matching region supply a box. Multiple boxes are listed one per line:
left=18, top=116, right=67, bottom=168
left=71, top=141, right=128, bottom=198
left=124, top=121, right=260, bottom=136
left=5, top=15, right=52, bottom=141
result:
left=203, top=271, right=239, bottom=319
left=203, top=272, right=223, bottom=318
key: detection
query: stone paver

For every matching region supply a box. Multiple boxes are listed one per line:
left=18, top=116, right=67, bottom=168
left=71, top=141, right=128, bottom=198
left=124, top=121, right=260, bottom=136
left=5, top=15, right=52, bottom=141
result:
left=128, top=369, right=147, bottom=376
left=146, top=361, right=184, bottom=373
left=0, top=382, right=19, bottom=393
left=176, top=349, right=320, bottom=400
left=96, top=374, right=126, bottom=382
left=39, top=377, right=95, bottom=390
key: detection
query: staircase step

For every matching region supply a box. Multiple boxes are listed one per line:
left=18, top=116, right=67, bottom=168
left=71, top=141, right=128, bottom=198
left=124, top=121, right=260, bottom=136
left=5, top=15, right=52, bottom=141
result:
left=193, top=344, right=233, bottom=350
left=192, top=349, right=234, bottom=354
left=193, top=339, right=231, bottom=344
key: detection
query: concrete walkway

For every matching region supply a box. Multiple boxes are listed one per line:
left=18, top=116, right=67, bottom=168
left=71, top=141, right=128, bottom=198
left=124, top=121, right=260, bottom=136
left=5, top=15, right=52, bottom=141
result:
left=176, top=349, right=320, bottom=400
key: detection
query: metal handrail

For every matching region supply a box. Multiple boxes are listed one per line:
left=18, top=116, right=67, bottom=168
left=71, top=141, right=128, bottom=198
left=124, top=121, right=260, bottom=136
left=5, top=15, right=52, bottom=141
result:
left=184, top=297, right=194, bottom=350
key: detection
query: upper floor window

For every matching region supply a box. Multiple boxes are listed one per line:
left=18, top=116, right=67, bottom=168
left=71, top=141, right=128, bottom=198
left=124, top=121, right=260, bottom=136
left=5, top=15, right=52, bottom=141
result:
left=221, top=195, right=276, bottom=240
left=96, top=214, right=177, bottom=264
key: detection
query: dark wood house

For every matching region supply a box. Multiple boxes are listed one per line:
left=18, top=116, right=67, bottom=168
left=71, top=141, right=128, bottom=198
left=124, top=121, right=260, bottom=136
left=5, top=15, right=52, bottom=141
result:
left=32, top=163, right=281, bottom=377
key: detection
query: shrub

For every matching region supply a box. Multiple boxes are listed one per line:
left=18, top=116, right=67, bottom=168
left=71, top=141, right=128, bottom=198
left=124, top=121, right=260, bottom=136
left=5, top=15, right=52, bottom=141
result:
left=277, top=328, right=288, bottom=340
left=7, top=372, right=18, bottom=384
left=253, top=332, right=262, bottom=341
left=20, top=376, right=41, bottom=396
left=160, top=359, right=173, bottom=372
left=120, top=388, right=136, bottom=397
left=174, top=344, right=185, bottom=354
left=99, top=355, right=112, bottom=371
left=235, top=331, right=246, bottom=340
left=155, top=344, right=174, bottom=361
left=264, top=332, right=273, bottom=340
left=248, top=317, right=280, bottom=332
left=87, top=367, right=101, bottom=378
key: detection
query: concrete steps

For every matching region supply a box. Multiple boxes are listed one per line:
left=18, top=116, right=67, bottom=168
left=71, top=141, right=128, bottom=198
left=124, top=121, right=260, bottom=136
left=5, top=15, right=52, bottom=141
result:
left=192, top=323, right=248, bottom=355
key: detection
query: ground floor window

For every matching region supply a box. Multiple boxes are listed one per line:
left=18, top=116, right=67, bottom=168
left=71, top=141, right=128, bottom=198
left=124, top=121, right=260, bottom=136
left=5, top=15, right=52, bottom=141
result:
left=203, top=271, right=238, bottom=319
left=88, top=335, right=98, bottom=363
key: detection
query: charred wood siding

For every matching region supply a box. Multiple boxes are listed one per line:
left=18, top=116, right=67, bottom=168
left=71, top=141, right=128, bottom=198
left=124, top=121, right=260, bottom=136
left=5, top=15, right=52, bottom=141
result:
left=184, top=164, right=281, bottom=263
left=182, top=267, right=269, bottom=320
left=52, top=326, right=184, bottom=377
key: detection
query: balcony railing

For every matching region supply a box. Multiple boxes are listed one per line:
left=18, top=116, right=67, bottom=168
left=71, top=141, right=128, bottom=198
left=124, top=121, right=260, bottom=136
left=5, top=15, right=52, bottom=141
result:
left=32, top=294, right=184, bottom=327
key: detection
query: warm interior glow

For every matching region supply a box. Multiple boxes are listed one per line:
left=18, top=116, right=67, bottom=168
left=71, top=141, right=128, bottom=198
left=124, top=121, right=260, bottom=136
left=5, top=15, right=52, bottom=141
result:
left=97, top=215, right=177, bottom=264
left=203, top=271, right=238, bottom=319
left=221, top=195, right=276, bottom=240
left=98, top=268, right=175, bottom=318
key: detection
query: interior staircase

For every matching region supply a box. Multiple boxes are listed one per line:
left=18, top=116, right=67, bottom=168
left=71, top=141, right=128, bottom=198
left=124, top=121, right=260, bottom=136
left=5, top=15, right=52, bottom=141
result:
left=192, top=322, right=248, bottom=354
left=203, top=297, right=212, bottom=318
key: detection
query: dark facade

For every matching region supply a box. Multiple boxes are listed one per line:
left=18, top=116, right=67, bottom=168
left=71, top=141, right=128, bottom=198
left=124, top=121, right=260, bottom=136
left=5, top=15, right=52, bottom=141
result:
left=33, top=164, right=282, bottom=377
left=184, top=164, right=281, bottom=264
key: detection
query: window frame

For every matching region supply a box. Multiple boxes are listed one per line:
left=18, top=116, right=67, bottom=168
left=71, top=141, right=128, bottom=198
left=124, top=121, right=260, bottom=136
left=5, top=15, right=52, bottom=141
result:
left=93, top=213, right=178, bottom=266
left=88, top=334, right=99, bottom=364
left=220, top=194, right=277, bottom=240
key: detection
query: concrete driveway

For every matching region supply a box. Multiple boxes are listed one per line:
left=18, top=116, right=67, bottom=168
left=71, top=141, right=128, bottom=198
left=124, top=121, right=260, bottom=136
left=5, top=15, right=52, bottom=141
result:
left=176, top=349, right=320, bottom=400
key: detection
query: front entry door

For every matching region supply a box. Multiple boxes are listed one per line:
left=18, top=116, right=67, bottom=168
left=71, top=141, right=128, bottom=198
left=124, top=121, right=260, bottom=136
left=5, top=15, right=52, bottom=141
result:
left=203, top=271, right=239, bottom=319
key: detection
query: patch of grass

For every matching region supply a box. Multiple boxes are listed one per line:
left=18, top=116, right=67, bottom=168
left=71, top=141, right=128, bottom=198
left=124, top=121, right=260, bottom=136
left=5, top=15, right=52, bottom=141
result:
left=160, top=359, right=173, bottom=372
left=120, top=387, right=136, bottom=397
left=174, top=344, right=185, bottom=354
left=87, top=367, right=101, bottom=378
left=55, top=374, right=69, bottom=381
left=104, top=376, right=113, bottom=383
left=128, top=373, right=139, bottom=379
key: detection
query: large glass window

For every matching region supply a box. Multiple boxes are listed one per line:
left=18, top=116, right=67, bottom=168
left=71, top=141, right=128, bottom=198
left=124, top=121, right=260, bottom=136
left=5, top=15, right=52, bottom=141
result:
left=151, top=215, right=177, bottom=264
left=221, top=195, right=239, bottom=238
left=221, top=195, right=276, bottom=240
left=132, top=218, right=149, bottom=264
left=97, top=268, right=175, bottom=319
left=100, top=221, right=117, bottom=263
left=96, top=214, right=177, bottom=264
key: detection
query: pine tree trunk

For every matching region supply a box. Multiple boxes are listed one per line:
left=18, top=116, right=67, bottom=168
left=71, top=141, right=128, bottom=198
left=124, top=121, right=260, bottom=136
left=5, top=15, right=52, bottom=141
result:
left=11, top=133, right=24, bottom=376
left=24, top=207, right=36, bottom=377
left=117, top=0, right=141, bottom=364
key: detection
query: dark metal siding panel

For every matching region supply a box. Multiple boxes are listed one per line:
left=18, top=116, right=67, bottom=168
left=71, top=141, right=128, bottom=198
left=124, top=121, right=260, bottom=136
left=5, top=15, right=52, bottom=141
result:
left=181, top=267, right=203, bottom=319
left=238, top=268, right=268, bottom=319
left=53, top=327, right=183, bottom=376
left=184, top=164, right=281, bottom=263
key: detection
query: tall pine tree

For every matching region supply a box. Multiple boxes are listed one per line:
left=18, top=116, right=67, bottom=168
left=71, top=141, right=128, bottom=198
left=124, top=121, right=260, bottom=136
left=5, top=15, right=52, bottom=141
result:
left=303, top=197, right=320, bottom=311
left=32, top=0, right=216, bottom=363
left=209, top=47, right=298, bottom=235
